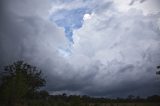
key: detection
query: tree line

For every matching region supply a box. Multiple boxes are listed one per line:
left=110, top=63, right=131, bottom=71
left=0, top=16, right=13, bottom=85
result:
left=0, top=61, right=160, bottom=106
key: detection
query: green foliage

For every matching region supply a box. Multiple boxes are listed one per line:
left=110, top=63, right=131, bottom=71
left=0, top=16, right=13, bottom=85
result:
left=0, top=61, right=46, bottom=106
left=0, top=61, right=160, bottom=106
left=1, top=71, right=28, bottom=103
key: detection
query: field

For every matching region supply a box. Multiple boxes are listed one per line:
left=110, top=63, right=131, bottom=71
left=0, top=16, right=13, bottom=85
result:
left=88, top=103, right=160, bottom=106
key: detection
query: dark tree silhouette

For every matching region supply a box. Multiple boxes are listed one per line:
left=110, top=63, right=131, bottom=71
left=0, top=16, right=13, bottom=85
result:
left=0, top=61, right=46, bottom=106
left=156, top=65, right=160, bottom=75
left=0, top=61, right=160, bottom=106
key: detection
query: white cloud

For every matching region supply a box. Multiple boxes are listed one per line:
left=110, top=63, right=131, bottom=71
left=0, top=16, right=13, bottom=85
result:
left=71, top=2, right=160, bottom=95
left=113, top=0, right=160, bottom=15
left=1, top=0, right=160, bottom=97
left=83, top=13, right=92, bottom=20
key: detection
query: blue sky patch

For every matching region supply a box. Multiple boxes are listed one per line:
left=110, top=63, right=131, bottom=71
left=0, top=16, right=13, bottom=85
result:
left=50, top=8, right=90, bottom=42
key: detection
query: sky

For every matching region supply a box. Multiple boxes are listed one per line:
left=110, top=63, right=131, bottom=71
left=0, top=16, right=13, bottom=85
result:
left=0, top=0, right=160, bottom=97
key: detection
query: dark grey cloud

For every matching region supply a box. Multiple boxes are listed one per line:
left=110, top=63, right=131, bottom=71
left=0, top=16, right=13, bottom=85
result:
left=129, top=0, right=147, bottom=5
left=0, top=0, right=68, bottom=81
left=0, top=0, right=160, bottom=97
left=76, top=62, right=160, bottom=97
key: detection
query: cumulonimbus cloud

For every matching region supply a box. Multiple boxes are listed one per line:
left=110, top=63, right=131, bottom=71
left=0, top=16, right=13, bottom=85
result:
left=0, top=0, right=160, bottom=97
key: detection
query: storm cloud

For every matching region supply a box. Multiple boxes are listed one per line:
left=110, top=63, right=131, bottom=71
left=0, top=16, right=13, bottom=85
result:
left=0, top=0, right=160, bottom=97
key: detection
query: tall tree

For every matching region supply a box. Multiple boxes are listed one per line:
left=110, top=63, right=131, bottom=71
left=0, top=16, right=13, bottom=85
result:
left=0, top=61, right=46, bottom=105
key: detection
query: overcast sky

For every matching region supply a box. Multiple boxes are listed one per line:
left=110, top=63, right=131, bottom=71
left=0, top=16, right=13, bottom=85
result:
left=0, top=0, right=160, bottom=97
